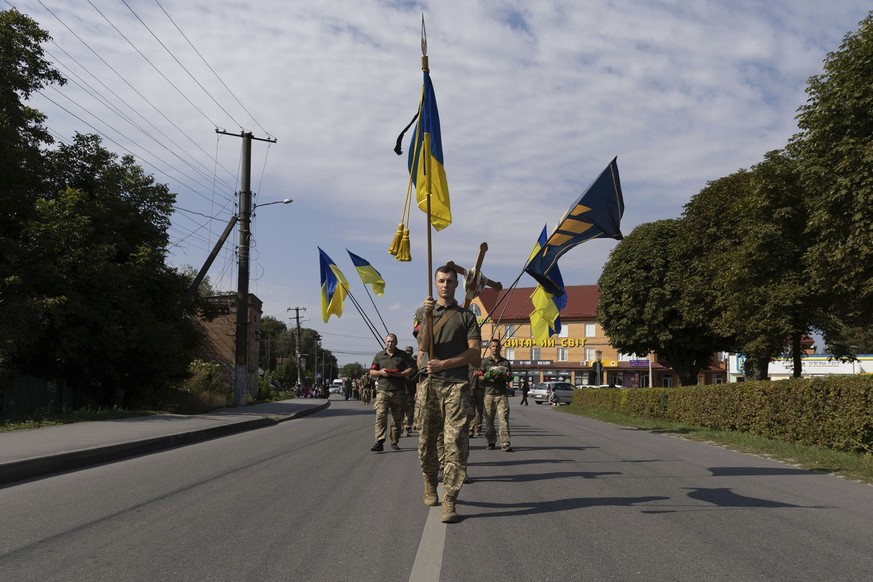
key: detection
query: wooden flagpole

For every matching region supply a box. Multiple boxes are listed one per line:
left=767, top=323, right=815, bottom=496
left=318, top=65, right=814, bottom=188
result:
left=421, top=15, right=434, bottom=359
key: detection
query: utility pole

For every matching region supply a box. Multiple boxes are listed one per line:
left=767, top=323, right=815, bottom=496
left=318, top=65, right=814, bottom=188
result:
left=218, top=129, right=277, bottom=406
left=288, top=307, right=306, bottom=390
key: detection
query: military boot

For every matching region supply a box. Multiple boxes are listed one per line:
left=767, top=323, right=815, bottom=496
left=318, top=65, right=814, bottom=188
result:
left=440, top=495, right=458, bottom=523
left=423, top=476, right=439, bottom=507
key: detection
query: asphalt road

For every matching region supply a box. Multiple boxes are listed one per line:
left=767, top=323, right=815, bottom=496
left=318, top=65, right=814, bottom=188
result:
left=2, top=398, right=872, bottom=581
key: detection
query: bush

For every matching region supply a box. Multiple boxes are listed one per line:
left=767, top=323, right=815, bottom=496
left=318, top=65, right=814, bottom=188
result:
left=165, top=360, right=231, bottom=414
left=573, top=376, right=873, bottom=454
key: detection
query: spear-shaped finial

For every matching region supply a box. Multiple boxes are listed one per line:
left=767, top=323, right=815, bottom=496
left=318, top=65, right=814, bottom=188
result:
left=421, top=14, right=428, bottom=72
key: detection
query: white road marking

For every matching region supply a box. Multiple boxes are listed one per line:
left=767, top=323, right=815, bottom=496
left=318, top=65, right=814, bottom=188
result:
left=408, top=485, right=447, bottom=582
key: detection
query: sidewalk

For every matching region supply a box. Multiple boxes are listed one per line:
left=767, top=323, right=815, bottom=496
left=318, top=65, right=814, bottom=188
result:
left=0, top=398, right=330, bottom=486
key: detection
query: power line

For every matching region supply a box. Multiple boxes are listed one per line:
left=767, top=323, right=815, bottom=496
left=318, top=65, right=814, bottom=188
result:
left=119, top=0, right=246, bottom=131
left=86, top=0, right=222, bottom=129
left=153, top=0, right=273, bottom=138
left=34, top=0, right=240, bottom=187
left=38, top=88, right=213, bottom=197
left=43, top=43, right=238, bottom=195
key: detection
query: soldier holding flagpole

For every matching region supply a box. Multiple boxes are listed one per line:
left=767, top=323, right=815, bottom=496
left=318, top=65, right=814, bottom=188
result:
left=414, top=265, right=480, bottom=523
left=396, top=17, right=480, bottom=523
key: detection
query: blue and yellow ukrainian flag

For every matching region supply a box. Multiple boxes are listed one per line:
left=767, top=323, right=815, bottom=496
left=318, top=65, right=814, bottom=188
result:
left=408, top=71, right=451, bottom=231
left=526, top=158, right=624, bottom=296
left=346, top=250, right=385, bottom=297
left=319, top=247, right=349, bottom=323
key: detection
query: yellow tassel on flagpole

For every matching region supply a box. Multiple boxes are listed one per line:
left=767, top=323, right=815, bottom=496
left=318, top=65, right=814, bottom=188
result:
left=388, top=223, right=403, bottom=257
left=398, top=227, right=411, bottom=261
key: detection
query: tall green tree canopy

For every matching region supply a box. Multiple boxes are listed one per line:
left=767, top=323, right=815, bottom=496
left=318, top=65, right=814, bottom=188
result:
left=793, top=11, right=873, bottom=326
left=598, top=219, right=720, bottom=386
left=1, top=9, right=65, bottom=380
left=676, top=153, right=824, bottom=379
left=18, top=134, right=200, bottom=405
left=1, top=10, right=202, bottom=407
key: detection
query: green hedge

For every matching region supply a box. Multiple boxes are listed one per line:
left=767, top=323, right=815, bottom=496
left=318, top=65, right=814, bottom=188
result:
left=573, top=376, right=873, bottom=454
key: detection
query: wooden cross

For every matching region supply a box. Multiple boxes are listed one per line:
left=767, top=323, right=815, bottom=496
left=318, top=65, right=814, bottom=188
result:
left=446, top=242, right=503, bottom=308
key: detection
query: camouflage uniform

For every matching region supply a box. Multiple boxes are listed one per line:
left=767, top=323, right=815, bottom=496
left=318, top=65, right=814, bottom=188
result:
left=402, top=347, right=417, bottom=435
left=371, top=347, right=415, bottom=448
left=360, top=374, right=373, bottom=405
left=467, top=373, right=485, bottom=437
left=414, top=302, right=480, bottom=500
left=481, top=352, right=513, bottom=450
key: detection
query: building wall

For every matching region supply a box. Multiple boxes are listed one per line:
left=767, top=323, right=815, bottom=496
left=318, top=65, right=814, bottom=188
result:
left=729, top=354, right=873, bottom=382
left=472, top=304, right=661, bottom=387
left=193, top=294, right=262, bottom=400
left=470, top=286, right=730, bottom=388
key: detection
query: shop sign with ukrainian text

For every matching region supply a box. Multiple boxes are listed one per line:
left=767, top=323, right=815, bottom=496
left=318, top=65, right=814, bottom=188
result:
left=503, top=338, right=588, bottom=348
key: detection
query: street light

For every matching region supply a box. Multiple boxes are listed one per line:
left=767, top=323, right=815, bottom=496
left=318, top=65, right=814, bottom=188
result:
left=233, top=195, right=293, bottom=406
left=253, top=198, right=293, bottom=213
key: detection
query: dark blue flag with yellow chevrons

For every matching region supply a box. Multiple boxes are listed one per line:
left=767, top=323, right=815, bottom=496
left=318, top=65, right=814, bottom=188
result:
left=525, top=158, right=624, bottom=296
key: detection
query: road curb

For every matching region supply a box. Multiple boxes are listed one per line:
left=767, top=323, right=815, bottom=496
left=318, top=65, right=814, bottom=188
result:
left=0, top=400, right=331, bottom=486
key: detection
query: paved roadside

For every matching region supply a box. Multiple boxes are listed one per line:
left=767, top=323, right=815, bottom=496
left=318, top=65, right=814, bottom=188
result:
left=0, top=398, right=330, bottom=486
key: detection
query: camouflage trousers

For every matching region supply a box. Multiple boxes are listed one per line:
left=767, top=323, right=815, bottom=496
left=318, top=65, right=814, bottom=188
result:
left=374, top=389, right=406, bottom=444
left=418, top=378, right=472, bottom=498
left=468, top=386, right=485, bottom=436
left=403, top=390, right=416, bottom=432
left=483, top=394, right=511, bottom=447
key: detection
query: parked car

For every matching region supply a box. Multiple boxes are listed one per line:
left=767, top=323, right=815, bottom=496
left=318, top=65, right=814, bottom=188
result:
left=529, top=381, right=574, bottom=405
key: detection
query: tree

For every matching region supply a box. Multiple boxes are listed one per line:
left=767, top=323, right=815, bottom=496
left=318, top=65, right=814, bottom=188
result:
left=0, top=9, right=65, bottom=383
left=676, top=153, right=834, bottom=380
left=793, top=12, right=873, bottom=330
left=824, top=322, right=873, bottom=356
left=341, top=362, right=365, bottom=379
left=13, top=133, right=202, bottom=406
left=259, top=316, right=288, bottom=372
left=598, top=219, right=721, bottom=386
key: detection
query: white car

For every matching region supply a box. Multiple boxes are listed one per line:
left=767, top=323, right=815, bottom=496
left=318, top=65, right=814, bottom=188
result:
left=529, top=381, right=574, bottom=405
left=329, top=380, right=344, bottom=395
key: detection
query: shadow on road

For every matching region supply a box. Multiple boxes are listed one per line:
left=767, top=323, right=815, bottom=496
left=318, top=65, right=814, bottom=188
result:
left=708, top=466, right=828, bottom=477
left=468, top=470, right=622, bottom=483
left=460, top=495, right=670, bottom=518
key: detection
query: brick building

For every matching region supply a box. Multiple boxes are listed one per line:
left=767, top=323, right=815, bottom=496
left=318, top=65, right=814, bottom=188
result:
left=471, top=285, right=727, bottom=388
left=193, top=294, right=263, bottom=400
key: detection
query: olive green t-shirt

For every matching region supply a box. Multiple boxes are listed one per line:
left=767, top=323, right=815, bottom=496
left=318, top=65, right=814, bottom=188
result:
left=414, top=302, right=481, bottom=382
left=480, top=354, right=512, bottom=395
left=370, top=349, right=416, bottom=392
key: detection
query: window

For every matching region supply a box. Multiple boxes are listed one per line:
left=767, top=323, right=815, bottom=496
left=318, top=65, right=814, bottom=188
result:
left=505, top=324, right=516, bottom=338
left=617, top=352, right=633, bottom=361
left=584, top=348, right=597, bottom=363
left=505, top=348, right=515, bottom=360
left=558, top=324, right=569, bottom=338
left=584, top=323, right=596, bottom=337
left=557, top=347, right=568, bottom=361
left=662, top=376, right=673, bottom=388
left=713, top=374, right=724, bottom=384
left=531, top=347, right=541, bottom=360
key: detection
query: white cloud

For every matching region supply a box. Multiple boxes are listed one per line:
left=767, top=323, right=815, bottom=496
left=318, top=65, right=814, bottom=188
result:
left=14, top=0, right=871, bottom=363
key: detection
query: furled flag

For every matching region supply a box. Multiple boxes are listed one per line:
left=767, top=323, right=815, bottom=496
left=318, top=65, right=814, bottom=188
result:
left=319, top=247, right=350, bottom=323
left=526, top=158, right=624, bottom=296
left=528, top=225, right=568, bottom=341
left=347, top=250, right=386, bottom=297
left=408, top=69, right=451, bottom=231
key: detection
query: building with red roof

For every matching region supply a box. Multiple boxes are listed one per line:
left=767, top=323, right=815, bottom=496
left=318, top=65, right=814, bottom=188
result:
left=470, top=285, right=727, bottom=388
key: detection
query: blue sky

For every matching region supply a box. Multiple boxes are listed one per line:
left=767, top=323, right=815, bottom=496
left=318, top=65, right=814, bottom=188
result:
left=11, top=0, right=870, bottom=363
